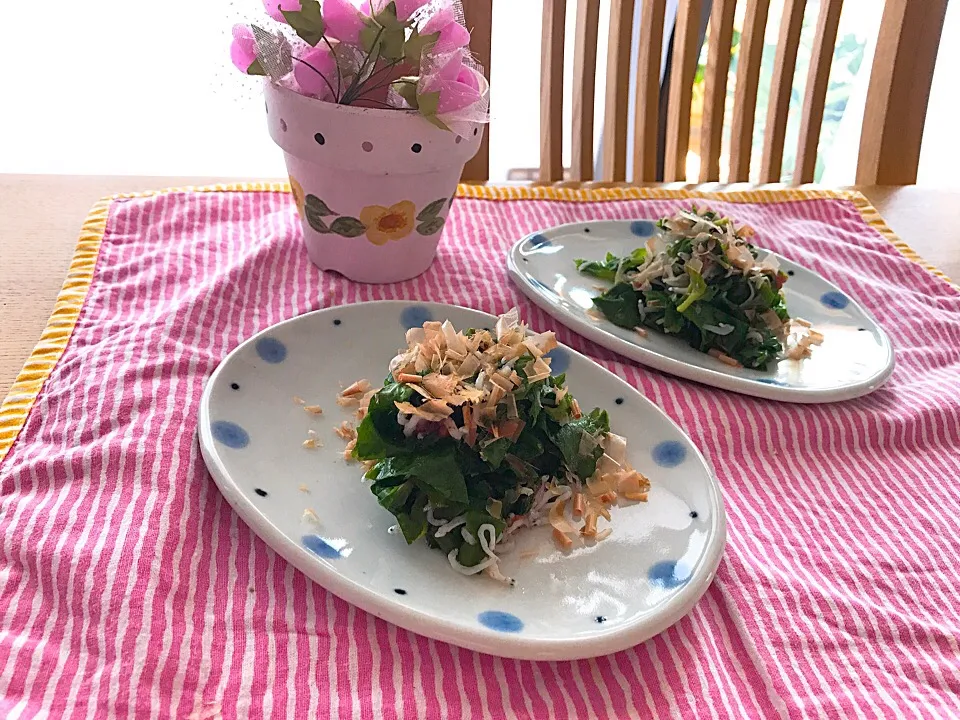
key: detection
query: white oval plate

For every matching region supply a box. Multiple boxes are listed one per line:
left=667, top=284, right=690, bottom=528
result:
left=199, top=301, right=726, bottom=660
left=507, top=221, right=895, bottom=403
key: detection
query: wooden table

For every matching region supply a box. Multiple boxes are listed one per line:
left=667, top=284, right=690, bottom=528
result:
left=2, top=175, right=957, bottom=401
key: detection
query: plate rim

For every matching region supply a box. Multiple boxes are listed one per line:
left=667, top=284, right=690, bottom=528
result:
left=198, top=300, right=727, bottom=660
left=507, top=220, right=896, bottom=403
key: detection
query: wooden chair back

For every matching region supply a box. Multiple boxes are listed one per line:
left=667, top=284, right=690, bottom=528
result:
left=460, top=0, right=947, bottom=185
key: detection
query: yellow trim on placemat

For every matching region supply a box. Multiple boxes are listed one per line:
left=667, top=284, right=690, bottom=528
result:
left=0, top=182, right=294, bottom=464
left=0, top=198, right=110, bottom=462
left=455, top=184, right=862, bottom=204
left=0, top=182, right=952, bottom=464
left=456, top=184, right=955, bottom=286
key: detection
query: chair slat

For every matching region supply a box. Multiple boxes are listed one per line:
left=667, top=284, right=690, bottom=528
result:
left=460, top=0, right=492, bottom=182
left=633, top=0, right=667, bottom=182
left=540, top=0, right=568, bottom=182
left=601, top=0, right=637, bottom=181
left=698, top=0, right=736, bottom=182
left=572, top=0, right=601, bottom=181
left=794, top=0, right=843, bottom=184
left=729, top=0, right=770, bottom=182
left=664, top=0, right=702, bottom=182
left=759, top=0, right=806, bottom=183
left=857, top=0, right=948, bottom=185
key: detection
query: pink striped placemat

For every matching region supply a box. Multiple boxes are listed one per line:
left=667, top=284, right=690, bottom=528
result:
left=1, top=184, right=959, bottom=718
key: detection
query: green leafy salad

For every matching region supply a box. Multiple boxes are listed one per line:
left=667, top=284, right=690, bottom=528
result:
left=576, top=207, right=820, bottom=368
left=339, top=309, right=650, bottom=584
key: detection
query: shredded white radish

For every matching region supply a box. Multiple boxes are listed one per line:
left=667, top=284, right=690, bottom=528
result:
left=435, top=515, right=467, bottom=538
left=447, top=549, right=497, bottom=575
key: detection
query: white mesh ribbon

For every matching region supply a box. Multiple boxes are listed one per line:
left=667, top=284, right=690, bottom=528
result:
left=415, top=45, right=490, bottom=133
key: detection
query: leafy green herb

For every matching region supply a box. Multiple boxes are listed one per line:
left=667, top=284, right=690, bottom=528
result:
left=574, top=248, right=646, bottom=282
left=551, top=409, right=609, bottom=480
left=576, top=207, right=793, bottom=369
left=676, top=267, right=706, bottom=312
left=593, top=283, right=642, bottom=329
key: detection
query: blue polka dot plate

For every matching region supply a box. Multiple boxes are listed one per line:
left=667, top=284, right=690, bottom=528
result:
left=198, top=302, right=726, bottom=660
left=508, top=222, right=894, bottom=403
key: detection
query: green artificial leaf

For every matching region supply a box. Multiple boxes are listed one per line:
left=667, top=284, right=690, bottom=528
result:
left=380, top=29, right=406, bottom=61
left=246, top=58, right=267, bottom=76
left=417, top=90, right=440, bottom=116
left=361, top=2, right=406, bottom=60
left=415, top=90, right=451, bottom=131
left=416, top=217, right=445, bottom=236
left=281, top=0, right=326, bottom=46
left=421, top=113, right=450, bottom=131
left=592, top=283, right=642, bottom=329
left=417, top=198, right=448, bottom=221
left=304, top=194, right=335, bottom=216
left=330, top=216, right=367, bottom=238
left=359, top=21, right=378, bottom=54
left=391, top=77, right=419, bottom=108
left=404, top=28, right=440, bottom=65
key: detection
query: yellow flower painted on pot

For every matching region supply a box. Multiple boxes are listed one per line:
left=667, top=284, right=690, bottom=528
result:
left=289, top=176, right=305, bottom=217
left=359, top=201, right=416, bottom=245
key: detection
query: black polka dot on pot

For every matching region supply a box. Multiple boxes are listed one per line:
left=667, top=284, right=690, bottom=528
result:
left=584, top=227, right=591, bottom=233
left=230, top=382, right=240, bottom=391
left=254, top=488, right=268, bottom=497
left=280, top=119, right=287, bottom=132
left=362, top=141, right=373, bottom=152
left=787, top=270, right=795, bottom=276
left=615, top=397, right=624, bottom=405
left=314, top=132, right=325, bottom=145
left=411, top=143, right=422, bottom=153
left=455, top=136, right=462, bottom=144
left=333, top=319, right=342, bottom=326
left=596, top=616, right=607, bottom=624
left=473, top=128, right=478, bottom=136
left=394, top=588, right=407, bottom=595
left=690, top=510, right=699, bottom=519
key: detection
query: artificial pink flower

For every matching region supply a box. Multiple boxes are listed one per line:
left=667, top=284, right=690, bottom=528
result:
left=421, top=5, right=470, bottom=51
left=230, top=25, right=260, bottom=73
left=294, top=45, right=339, bottom=99
left=394, top=0, right=431, bottom=21
left=324, top=0, right=367, bottom=44
left=263, top=0, right=302, bottom=23
left=435, top=20, right=470, bottom=52
left=437, top=65, right=484, bottom=114
left=369, top=0, right=428, bottom=21
left=421, top=5, right=453, bottom=33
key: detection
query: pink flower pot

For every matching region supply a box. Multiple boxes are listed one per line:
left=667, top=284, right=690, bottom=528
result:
left=264, top=81, right=483, bottom=283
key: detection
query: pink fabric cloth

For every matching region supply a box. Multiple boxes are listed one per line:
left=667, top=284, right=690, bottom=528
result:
left=1, top=189, right=959, bottom=718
